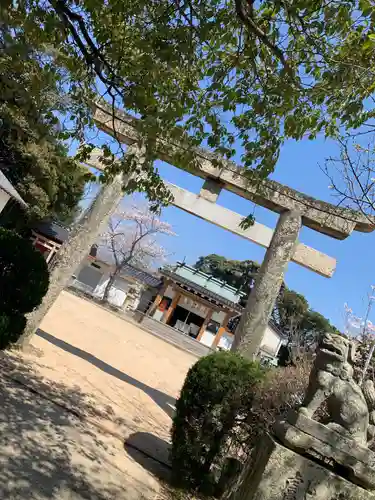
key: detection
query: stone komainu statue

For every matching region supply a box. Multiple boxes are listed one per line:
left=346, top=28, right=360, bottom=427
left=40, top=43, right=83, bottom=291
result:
left=299, top=332, right=375, bottom=446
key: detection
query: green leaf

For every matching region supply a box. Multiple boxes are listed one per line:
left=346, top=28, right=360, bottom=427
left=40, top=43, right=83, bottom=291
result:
left=239, top=214, right=256, bottom=230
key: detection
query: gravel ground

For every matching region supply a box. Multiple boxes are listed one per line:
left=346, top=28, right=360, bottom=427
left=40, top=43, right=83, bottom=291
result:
left=0, top=291, right=198, bottom=499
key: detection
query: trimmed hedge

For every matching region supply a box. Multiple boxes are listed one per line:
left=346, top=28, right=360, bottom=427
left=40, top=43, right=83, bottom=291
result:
left=0, top=228, right=49, bottom=348
left=0, top=228, right=49, bottom=315
left=0, top=314, right=27, bottom=349
left=171, top=351, right=265, bottom=495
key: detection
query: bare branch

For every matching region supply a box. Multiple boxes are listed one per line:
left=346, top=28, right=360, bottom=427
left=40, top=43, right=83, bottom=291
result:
left=323, top=139, right=375, bottom=228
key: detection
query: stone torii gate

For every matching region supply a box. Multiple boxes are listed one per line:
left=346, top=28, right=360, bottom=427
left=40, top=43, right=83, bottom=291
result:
left=90, top=102, right=375, bottom=359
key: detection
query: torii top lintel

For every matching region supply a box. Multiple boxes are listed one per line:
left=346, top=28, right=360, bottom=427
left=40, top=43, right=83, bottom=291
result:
left=93, top=103, right=375, bottom=240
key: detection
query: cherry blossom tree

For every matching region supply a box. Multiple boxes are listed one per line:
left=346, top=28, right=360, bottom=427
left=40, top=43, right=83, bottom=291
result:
left=99, top=200, right=175, bottom=303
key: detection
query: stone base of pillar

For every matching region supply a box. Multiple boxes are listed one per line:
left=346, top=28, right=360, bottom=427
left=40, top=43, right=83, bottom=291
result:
left=225, top=434, right=374, bottom=500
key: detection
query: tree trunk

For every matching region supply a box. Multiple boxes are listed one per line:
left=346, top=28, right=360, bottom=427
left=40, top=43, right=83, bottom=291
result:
left=17, top=173, right=128, bottom=348
left=101, top=271, right=118, bottom=304
left=102, top=255, right=131, bottom=304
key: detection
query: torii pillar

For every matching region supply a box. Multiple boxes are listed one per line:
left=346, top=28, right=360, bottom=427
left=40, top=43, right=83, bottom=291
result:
left=231, top=210, right=301, bottom=357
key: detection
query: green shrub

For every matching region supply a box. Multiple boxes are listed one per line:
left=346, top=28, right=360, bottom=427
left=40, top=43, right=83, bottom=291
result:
left=0, top=314, right=27, bottom=349
left=0, top=228, right=49, bottom=348
left=171, top=351, right=265, bottom=495
left=0, top=228, right=49, bottom=315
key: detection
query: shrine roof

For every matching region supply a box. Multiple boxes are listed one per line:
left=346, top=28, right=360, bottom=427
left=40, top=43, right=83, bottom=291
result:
left=160, top=262, right=246, bottom=311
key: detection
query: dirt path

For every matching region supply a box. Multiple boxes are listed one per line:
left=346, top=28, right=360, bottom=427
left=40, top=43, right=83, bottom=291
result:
left=0, top=291, right=197, bottom=499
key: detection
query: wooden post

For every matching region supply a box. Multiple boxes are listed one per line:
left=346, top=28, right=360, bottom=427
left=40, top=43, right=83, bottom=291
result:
left=162, top=291, right=181, bottom=324
left=196, top=309, right=214, bottom=342
left=148, top=279, right=169, bottom=316
left=212, top=312, right=232, bottom=348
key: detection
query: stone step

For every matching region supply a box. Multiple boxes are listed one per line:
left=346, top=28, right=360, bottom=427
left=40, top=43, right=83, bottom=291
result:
left=138, top=315, right=213, bottom=358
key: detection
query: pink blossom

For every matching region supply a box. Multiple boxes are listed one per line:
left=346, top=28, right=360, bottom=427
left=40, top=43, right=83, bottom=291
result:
left=99, top=198, right=175, bottom=270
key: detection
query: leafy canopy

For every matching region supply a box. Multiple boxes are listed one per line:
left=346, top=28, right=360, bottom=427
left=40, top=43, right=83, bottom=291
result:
left=0, top=31, right=90, bottom=227
left=3, top=0, right=375, bottom=203
left=194, top=254, right=260, bottom=298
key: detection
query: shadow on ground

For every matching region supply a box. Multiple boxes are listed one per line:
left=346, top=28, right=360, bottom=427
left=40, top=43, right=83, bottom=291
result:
left=125, top=432, right=171, bottom=482
left=37, top=329, right=177, bottom=419
left=0, top=352, right=147, bottom=499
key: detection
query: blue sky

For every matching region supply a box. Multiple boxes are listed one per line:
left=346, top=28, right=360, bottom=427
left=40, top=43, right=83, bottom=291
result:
left=82, top=129, right=375, bottom=332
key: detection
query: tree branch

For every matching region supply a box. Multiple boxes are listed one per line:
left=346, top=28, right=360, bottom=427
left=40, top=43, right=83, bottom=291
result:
left=234, top=0, right=294, bottom=77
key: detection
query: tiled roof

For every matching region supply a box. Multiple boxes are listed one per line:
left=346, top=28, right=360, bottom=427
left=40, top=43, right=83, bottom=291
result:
left=91, top=251, right=162, bottom=288
left=120, top=263, right=162, bottom=288
left=0, top=169, right=27, bottom=208
left=33, top=220, right=70, bottom=243
left=268, top=319, right=286, bottom=339
left=162, top=262, right=246, bottom=299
